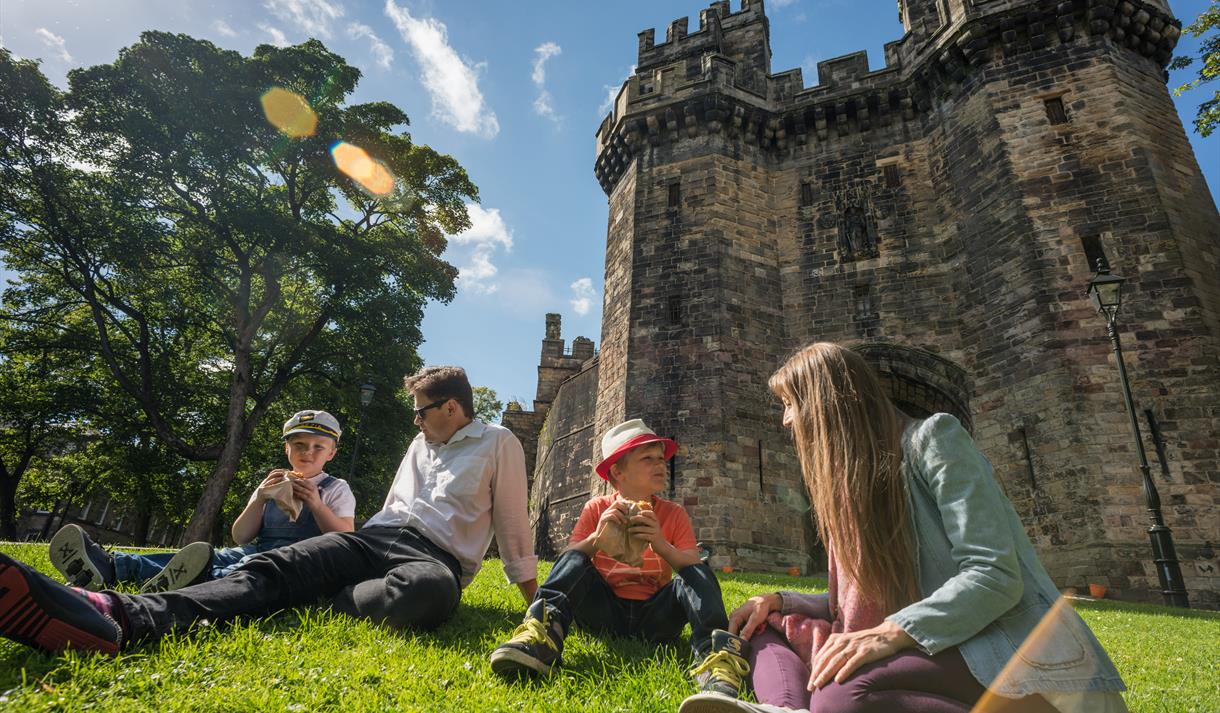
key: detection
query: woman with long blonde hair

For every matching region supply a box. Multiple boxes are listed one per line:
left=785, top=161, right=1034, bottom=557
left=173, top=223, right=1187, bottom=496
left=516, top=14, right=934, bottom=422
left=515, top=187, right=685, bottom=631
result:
left=680, top=342, right=1127, bottom=713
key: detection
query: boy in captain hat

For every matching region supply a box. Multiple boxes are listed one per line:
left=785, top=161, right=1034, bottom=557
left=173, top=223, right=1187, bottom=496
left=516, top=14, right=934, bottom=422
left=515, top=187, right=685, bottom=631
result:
left=49, top=410, right=357, bottom=593
left=490, top=418, right=750, bottom=698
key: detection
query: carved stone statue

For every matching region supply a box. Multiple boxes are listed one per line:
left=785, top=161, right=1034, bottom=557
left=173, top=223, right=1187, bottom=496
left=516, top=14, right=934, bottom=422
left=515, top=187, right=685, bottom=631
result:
left=839, top=202, right=879, bottom=260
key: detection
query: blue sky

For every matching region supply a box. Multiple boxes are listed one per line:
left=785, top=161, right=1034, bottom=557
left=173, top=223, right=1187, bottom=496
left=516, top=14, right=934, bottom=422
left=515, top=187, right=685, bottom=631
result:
left=3, top=0, right=1217, bottom=409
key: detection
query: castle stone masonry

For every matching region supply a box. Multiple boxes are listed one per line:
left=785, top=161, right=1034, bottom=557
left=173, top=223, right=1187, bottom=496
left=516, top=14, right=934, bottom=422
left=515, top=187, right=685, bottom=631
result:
left=507, top=0, right=1220, bottom=607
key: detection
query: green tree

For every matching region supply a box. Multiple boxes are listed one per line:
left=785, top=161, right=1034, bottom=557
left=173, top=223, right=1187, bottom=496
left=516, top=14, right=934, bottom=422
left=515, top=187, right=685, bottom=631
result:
left=472, top=386, right=504, bottom=424
left=0, top=331, right=91, bottom=538
left=0, top=34, right=476, bottom=541
left=1171, top=0, right=1220, bottom=136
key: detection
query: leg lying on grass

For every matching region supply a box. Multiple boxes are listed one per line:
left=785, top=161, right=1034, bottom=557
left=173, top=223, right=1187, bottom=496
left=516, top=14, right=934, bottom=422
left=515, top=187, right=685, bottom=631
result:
left=119, top=527, right=460, bottom=644
left=0, top=526, right=460, bottom=654
left=0, top=553, right=123, bottom=655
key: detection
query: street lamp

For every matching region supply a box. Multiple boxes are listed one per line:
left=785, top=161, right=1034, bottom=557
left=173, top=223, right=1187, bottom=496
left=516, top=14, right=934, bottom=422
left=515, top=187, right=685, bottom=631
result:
left=347, top=382, right=377, bottom=480
left=1086, top=260, right=1189, bottom=607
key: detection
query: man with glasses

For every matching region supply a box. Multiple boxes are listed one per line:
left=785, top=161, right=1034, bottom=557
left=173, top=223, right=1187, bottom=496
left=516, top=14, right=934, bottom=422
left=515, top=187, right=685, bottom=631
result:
left=0, top=366, right=538, bottom=655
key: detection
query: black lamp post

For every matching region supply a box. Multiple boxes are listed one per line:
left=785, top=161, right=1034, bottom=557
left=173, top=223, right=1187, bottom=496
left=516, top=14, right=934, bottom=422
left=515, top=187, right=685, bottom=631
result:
left=1086, top=260, right=1189, bottom=607
left=347, top=382, right=377, bottom=480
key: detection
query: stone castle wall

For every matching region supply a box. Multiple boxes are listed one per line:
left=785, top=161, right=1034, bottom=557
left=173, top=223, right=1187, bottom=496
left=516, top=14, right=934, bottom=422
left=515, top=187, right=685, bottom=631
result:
left=528, top=358, right=600, bottom=557
left=575, top=0, right=1220, bottom=605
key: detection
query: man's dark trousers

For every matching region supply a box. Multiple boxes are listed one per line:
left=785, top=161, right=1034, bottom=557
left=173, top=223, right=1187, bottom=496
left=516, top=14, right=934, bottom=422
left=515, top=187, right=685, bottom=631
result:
left=117, top=526, right=462, bottom=643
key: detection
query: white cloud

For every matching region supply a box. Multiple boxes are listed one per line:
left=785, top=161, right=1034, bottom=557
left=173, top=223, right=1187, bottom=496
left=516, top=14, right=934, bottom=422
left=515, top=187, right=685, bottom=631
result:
left=531, top=42, right=561, bottom=85
left=213, top=20, right=238, bottom=38
left=569, top=277, right=598, bottom=316
left=264, top=0, right=344, bottom=39
left=531, top=42, right=562, bottom=123
left=259, top=24, right=291, bottom=47
left=451, top=203, right=513, bottom=295
left=801, top=55, right=819, bottom=85
left=347, top=22, right=394, bottom=70
left=34, top=28, right=72, bottom=63
left=384, top=0, right=499, bottom=138
left=598, top=65, right=635, bottom=117
left=534, top=92, right=557, bottom=121
left=483, top=268, right=561, bottom=318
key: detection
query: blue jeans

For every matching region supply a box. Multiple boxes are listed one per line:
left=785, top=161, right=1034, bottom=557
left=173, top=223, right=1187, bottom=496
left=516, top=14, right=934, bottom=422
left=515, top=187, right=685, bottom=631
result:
left=535, top=550, right=729, bottom=655
left=113, top=545, right=260, bottom=584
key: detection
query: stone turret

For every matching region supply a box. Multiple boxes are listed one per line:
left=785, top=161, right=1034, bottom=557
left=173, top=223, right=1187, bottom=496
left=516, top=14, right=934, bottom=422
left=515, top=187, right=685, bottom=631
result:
left=501, top=314, right=596, bottom=488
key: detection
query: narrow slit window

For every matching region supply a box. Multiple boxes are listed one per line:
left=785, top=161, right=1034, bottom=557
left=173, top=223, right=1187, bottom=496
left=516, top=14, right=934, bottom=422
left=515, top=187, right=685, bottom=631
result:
left=1044, top=97, right=1069, bottom=125
left=667, top=294, right=684, bottom=325
left=883, top=164, right=901, bottom=188
left=853, top=284, right=874, bottom=319
left=1081, top=235, right=1108, bottom=272
left=667, top=182, right=681, bottom=208
left=800, top=182, right=814, bottom=207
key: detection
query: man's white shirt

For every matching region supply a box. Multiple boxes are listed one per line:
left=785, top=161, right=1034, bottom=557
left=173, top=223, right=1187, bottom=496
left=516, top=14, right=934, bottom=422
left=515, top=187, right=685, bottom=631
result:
left=364, top=420, right=537, bottom=588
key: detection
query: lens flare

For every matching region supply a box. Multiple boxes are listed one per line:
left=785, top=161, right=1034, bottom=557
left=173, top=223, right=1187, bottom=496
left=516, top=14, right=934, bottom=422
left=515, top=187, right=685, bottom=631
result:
left=331, top=141, right=396, bottom=196
left=261, top=88, right=318, bottom=138
left=971, top=596, right=1100, bottom=712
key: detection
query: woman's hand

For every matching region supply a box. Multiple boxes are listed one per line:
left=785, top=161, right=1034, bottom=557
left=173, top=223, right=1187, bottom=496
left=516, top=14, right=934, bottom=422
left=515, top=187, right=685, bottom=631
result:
left=727, top=592, right=782, bottom=640
left=808, top=620, right=916, bottom=689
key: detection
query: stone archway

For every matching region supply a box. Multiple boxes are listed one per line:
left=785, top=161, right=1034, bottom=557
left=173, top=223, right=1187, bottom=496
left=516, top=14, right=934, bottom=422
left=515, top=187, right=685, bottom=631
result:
left=850, top=341, right=973, bottom=431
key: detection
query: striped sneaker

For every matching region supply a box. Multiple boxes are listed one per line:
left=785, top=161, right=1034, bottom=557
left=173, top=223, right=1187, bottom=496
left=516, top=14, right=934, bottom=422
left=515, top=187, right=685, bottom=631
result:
left=139, top=542, right=214, bottom=593
left=0, top=552, right=122, bottom=655
left=49, top=524, right=116, bottom=591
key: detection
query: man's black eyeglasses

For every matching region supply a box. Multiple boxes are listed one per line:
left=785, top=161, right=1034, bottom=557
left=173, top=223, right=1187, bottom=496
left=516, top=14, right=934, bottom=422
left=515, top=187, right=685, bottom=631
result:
left=414, top=398, right=449, bottom=418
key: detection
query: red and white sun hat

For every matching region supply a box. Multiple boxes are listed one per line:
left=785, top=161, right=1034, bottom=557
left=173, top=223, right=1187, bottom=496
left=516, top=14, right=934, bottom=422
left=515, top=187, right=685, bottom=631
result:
left=595, top=418, right=679, bottom=481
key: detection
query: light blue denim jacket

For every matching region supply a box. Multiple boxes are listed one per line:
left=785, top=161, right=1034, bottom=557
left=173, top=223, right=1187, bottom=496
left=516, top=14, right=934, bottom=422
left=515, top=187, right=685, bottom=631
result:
left=886, top=414, right=1125, bottom=697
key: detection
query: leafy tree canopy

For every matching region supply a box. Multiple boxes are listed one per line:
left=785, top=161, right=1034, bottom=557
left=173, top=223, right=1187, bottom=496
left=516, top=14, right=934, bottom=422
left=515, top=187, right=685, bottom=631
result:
left=1171, top=0, right=1220, bottom=136
left=0, top=33, right=477, bottom=540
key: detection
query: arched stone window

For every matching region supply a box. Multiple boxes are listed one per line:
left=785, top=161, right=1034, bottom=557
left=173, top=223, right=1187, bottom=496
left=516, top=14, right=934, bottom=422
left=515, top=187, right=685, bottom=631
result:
left=850, top=341, right=973, bottom=431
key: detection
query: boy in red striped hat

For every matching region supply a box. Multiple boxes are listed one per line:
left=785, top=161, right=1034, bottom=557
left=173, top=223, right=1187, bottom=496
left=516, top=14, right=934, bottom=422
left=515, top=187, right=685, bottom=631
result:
left=490, top=418, right=750, bottom=698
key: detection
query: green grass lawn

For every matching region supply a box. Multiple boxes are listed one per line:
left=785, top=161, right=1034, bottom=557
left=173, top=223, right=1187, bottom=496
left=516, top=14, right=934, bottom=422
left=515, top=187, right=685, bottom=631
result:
left=1, top=542, right=1216, bottom=712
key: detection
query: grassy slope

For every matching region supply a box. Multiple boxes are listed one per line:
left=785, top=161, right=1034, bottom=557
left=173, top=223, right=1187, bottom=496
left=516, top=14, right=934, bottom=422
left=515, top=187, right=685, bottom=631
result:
left=0, top=543, right=1215, bottom=712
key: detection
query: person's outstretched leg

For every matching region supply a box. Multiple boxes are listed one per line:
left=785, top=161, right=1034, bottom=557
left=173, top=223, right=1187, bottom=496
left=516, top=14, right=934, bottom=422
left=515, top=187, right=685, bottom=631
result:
left=208, top=545, right=261, bottom=579
left=330, top=528, right=462, bottom=631
left=117, top=529, right=391, bottom=645
left=0, top=552, right=124, bottom=654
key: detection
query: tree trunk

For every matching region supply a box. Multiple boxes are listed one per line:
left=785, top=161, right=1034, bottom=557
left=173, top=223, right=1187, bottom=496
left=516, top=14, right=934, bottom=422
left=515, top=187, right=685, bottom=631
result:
left=132, top=504, right=152, bottom=546
left=39, top=499, right=69, bottom=540
left=0, top=473, right=18, bottom=540
left=182, top=437, right=247, bottom=542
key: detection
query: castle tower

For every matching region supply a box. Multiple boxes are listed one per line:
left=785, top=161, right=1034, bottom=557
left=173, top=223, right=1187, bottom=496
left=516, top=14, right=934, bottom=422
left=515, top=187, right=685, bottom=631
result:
left=590, top=0, right=1220, bottom=603
left=502, top=314, right=595, bottom=484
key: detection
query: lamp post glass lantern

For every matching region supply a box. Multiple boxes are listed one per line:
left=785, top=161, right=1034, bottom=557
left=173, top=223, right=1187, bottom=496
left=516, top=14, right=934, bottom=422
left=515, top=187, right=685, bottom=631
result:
left=348, top=382, right=377, bottom=479
left=1085, top=260, right=1189, bottom=607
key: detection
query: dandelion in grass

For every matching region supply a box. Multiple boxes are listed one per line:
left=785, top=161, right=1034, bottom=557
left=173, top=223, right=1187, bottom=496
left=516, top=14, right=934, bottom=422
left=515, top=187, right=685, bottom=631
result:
left=261, top=87, right=318, bottom=138
left=331, top=141, right=395, bottom=196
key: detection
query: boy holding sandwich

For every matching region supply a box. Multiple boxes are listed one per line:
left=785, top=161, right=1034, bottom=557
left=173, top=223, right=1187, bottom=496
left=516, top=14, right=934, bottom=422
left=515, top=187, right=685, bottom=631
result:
left=490, top=419, right=750, bottom=698
left=50, top=410, right=356, bottom=593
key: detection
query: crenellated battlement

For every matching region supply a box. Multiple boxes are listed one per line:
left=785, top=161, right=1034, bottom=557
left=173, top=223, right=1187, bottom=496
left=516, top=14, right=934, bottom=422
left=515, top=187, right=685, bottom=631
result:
left=636, top=0, right=767, bottom=71
left=594, top=0, right=1183, bottom=195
